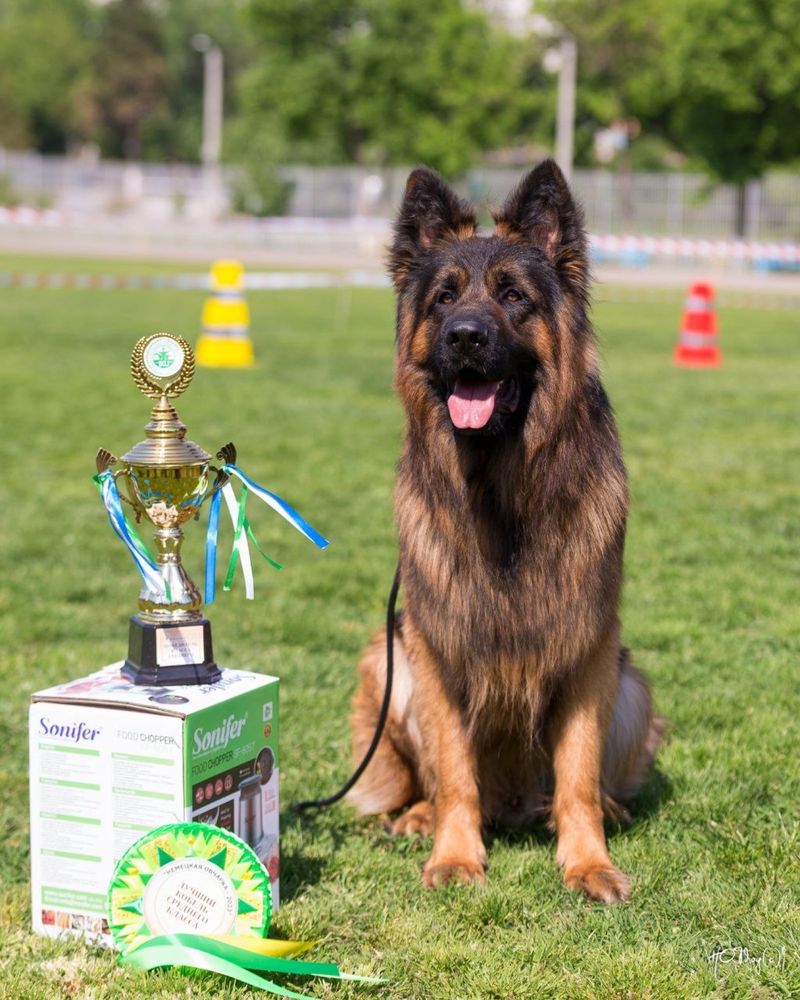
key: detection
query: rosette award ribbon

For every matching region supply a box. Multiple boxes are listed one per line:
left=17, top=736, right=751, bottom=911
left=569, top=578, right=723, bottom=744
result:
left=109, top=823, right=381, bottom=997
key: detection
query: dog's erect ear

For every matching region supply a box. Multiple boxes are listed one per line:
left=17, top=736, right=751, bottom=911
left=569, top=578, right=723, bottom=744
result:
left=389, top=167, right=477, bottom=289
left=494, top=159, right=587, bottom=286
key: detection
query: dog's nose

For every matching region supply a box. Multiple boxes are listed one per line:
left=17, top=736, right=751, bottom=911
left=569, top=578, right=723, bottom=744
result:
left=445, top=320, right=489, bottom=354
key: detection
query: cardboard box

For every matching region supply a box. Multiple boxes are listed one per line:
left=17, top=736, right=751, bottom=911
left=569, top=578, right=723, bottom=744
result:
left=30, top=663, right=280, bottom=944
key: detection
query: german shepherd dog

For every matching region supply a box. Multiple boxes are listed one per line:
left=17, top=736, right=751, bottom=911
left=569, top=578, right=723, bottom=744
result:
left=349, top=161, right=662, bottom=903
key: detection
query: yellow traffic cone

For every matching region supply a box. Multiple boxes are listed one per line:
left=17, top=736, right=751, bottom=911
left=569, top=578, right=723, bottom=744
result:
left=196, top=259, right=255, bottom=367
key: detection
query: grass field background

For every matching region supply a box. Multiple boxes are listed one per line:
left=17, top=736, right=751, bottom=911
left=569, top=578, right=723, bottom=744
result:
left=0, top=260, right=798, bottom=999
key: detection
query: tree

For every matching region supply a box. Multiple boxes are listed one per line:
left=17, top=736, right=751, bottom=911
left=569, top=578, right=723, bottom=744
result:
left=87, top=0, right=167, bottom=159
left=658, top=0, right=800, bottom=233
left=0, top=0, right=92, bottom=152
left=237, top=0, right=542, bottom=175
left=544, top=0, right=800, bottom=233
left=0, top=0, right=254, bottom=162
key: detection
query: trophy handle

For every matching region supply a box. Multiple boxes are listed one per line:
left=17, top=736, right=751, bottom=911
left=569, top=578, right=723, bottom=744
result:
left=95, top=448, right=118, bottom=475
left=210, top=441, right=237, bottom=494
left=115, top=471, right=142, bottom=520
left=96, top=450, right=142, bottom=520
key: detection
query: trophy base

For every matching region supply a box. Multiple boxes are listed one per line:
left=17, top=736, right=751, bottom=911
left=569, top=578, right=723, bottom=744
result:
left=123, top=615, right=221, bottom=686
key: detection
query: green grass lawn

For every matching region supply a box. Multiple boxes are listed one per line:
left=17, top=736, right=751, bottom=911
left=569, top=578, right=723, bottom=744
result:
left=0, top=274, right=798, bottom=1000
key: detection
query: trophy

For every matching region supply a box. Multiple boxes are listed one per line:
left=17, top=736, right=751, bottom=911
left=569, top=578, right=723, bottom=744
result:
left=96, top=333, right=233, bottom=685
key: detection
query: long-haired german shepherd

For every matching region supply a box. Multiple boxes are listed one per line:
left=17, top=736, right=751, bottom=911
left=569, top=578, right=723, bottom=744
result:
left=349, top=161, right=663, bottom=903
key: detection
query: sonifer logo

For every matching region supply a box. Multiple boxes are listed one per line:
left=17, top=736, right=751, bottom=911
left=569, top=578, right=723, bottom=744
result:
left=193, top=713, right=247, bottom=755
left=39, top=718, right=101, bottom=743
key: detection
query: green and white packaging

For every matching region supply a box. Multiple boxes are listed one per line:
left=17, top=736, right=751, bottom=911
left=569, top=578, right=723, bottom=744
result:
left=29, top=663, right=279, bottom=944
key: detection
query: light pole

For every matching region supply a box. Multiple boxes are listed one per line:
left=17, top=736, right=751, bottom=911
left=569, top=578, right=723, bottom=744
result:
left=554, top=34, right=576, bottom=182
left=192, top=33, right=224, bottom=167
left=192, top=34, right=225, bottom=217
left=534, top=16, right=576, bottom=182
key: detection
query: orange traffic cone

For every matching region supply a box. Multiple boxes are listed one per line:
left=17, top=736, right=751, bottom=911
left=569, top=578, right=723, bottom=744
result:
left=674, top=281, right=722, bottom=367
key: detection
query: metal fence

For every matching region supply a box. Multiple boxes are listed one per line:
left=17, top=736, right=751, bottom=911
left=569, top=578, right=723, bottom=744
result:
left=264, top=167, right=800, bottom=241
left=1, top=149, right=799, bottom=240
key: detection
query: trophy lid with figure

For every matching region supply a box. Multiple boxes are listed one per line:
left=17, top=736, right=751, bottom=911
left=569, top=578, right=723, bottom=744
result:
left=122, top=333, right=212, bottom=468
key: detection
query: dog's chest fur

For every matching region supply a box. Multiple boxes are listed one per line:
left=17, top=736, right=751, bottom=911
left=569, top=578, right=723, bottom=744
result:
left=401, top=437, right=619, bottom=622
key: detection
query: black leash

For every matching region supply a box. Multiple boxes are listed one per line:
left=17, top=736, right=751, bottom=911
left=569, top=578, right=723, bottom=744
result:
left=291, top=564, right=400, bottom=813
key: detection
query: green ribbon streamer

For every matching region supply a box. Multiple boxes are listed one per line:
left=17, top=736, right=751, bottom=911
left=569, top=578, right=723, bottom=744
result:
left=245, top=520, right=283, bottom=572
left=224, top=483, right=283, bottom=594
left=122, top=934, right=383, bottom=997
left=224, top=483, right=249, bottom=591
left=124, top=942, right=313, bottom=999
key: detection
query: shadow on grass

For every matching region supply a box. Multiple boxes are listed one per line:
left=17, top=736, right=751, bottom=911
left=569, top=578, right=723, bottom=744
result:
left=277, top=805, right=356, bottom=901
left=484, top=763, right=673, bottom=852
left=276, top=764, right=673, bottom=903
left=275, top=856, right=327, bottom=906
left=624, top=764, right=674, bottom=827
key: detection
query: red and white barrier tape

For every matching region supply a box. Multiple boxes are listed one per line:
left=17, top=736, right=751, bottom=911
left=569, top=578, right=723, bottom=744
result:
left=589, top=234, right=800, bottom=264
left=0, top=206, right=64, bottom=226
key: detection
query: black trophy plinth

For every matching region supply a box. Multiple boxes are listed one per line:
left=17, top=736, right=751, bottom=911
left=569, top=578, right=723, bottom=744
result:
left=123, top=615, right=221, bottom=686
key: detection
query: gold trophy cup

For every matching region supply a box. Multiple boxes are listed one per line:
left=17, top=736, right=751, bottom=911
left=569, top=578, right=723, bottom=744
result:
left=97, top=333, right=234, bottom=685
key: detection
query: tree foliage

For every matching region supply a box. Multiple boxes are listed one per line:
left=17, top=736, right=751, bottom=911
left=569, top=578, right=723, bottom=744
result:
left=0, top=0, right=797, bottom=192
left=86, top=0, right=167, bottom=159
left=0, top=0, right=252, bottom=161
left=238, top=0, right=542, bottom=175
left=660, top=0, right=800, bottom=183
left=545, top=0, right=800, bottom=183
left=0, top=0, right=92, bottom=152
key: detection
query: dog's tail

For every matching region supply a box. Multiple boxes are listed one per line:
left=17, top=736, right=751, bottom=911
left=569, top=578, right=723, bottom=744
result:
left=601, top=649, right=667, bottom=821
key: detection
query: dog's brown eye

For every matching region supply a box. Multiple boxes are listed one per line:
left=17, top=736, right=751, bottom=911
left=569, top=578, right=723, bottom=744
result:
left=438, top=290, right=455, bottom=305
left=503, top=288, right=522, bottom=303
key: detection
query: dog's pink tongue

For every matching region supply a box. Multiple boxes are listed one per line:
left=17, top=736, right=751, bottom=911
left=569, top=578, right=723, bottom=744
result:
left=447, top=379, right=500, bottom=429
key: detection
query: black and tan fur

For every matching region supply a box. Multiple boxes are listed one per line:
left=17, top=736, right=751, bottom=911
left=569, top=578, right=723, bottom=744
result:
left=349, top=161, right=663, bottom=902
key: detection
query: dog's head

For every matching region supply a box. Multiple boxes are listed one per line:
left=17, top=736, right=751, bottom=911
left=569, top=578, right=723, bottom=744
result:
left=390, top=161, right=595, bottom=440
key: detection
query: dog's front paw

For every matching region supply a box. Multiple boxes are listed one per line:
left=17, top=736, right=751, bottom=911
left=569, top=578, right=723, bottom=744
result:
left=563, top=863, right=631, bottom=903
left=423, top=856, right=487, bottom=888
left=391, top=801, right=434, bottom=838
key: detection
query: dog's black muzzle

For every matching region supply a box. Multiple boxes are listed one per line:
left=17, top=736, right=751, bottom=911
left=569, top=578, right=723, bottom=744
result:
left=438, top=313, right=506, bottom=381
